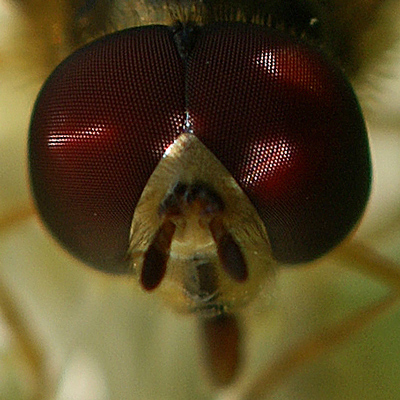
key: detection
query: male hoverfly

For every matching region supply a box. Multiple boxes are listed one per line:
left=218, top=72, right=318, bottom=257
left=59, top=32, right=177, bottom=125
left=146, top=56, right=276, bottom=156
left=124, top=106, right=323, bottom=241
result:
left=1, top=0, right=400, bottom=399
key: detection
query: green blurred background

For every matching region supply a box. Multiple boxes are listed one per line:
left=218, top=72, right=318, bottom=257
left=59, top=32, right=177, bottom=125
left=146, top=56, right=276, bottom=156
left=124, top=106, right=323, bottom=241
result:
left=1, top=1, right=400, bottom=399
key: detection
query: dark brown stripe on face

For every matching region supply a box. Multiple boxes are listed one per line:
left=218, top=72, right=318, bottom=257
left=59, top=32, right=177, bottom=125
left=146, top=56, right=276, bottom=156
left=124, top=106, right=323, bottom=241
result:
left=141, top=220, right=176, bottom=291
left=185, top=261, right=219, bottom=301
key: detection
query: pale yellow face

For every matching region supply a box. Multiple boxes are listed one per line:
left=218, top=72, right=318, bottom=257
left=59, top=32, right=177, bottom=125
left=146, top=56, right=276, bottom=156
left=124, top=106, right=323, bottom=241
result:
left=128, top=133, right=275, bottom=314
left=1, top=1, right=400, bottom=400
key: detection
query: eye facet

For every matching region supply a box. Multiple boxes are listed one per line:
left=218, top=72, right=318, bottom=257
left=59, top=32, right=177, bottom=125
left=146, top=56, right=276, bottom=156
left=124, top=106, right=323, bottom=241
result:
left=29, top=22, right=370, bottom=312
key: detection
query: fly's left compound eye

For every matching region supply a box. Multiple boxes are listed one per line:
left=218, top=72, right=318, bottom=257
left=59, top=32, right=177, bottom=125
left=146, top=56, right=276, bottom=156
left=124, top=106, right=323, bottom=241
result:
left=186, top=23, right=371, bottom=265
left=29, top=22, right=371, bottom=314
left=29, top=26, right=186, bottom=273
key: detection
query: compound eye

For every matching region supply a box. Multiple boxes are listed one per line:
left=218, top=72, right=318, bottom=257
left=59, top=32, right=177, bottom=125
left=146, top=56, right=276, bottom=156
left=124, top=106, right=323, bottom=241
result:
left=29, top=26, right=186, bottom=272
left=29, top=20, right=371, bottom=283
left=187, top=23, right=371, bottom=263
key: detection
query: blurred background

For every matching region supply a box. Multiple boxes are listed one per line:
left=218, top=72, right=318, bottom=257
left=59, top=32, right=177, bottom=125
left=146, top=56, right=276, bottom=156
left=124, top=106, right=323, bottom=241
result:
left=1, top=1, right=400, bottom=399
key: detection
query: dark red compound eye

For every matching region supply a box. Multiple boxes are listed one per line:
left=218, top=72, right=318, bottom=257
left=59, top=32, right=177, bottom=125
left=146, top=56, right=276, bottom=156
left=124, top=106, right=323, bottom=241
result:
left=29, top=26, right=186, bottom=272
left=29, top=22, right=371, bottom=274
left=186, top=23, right=371, bottom=263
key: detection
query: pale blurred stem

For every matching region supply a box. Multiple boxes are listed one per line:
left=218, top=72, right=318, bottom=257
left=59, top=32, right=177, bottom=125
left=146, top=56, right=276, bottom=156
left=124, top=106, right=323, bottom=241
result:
left=334, top=240, right=400, bottom=292
left=0, top=277, right=50, bottom=400
left=0, top=206, right=35, bottom=231
left=0, top=207, right=52, bottom=400
left=235, top=241, right=400, bottom=400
